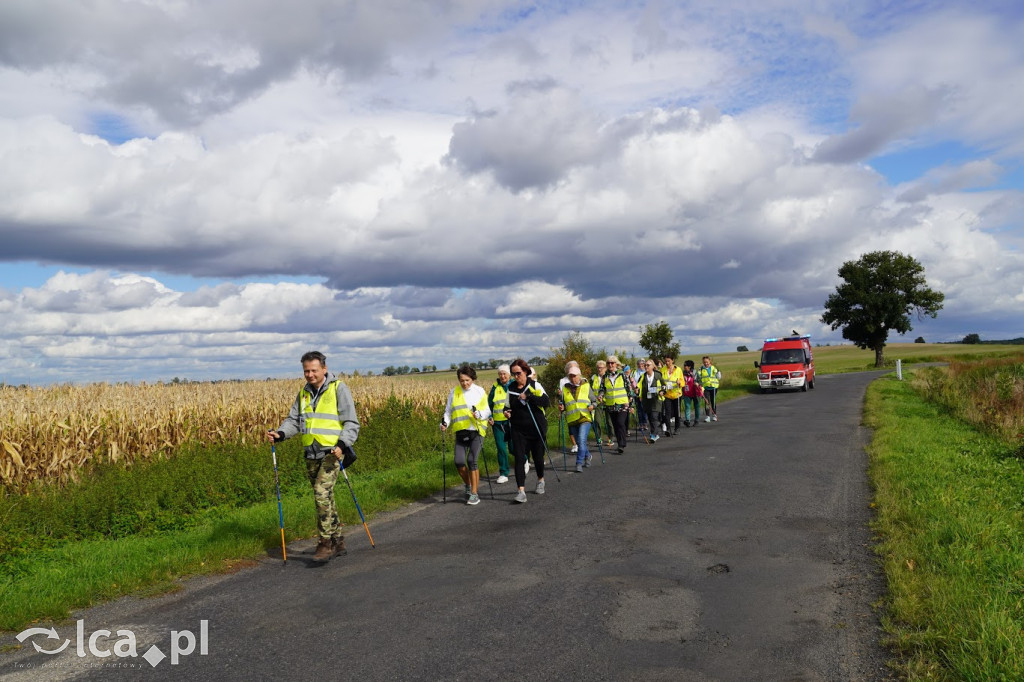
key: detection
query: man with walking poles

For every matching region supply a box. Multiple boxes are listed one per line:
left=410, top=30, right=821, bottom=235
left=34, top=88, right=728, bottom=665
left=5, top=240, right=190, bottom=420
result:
left=266, top=351, right=361, bottom=562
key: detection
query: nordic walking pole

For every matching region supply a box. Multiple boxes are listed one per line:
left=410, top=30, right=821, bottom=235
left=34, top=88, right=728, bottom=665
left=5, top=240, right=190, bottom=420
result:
left=270, top=443, right=287, bottom=563
left=480, top=439, right=495, bottom=500
left=440, top=423, right=448, bottom=504
left=703, top=393, right=717, bottom=419
left=589, top=407, right=606, bottom=465
left=559, top=410, right=567, bottom=471
left=338, top=453, right=375, bottom=548
left=469, top=412, right=495, bottom=501
left=525, top=404, right=561, bottom=483
left=590, top=411, right=607, bottom=464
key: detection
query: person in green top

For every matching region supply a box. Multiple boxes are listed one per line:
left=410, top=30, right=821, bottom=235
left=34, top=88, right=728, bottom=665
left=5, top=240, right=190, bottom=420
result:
left=488, top=364, right=513, bottom=483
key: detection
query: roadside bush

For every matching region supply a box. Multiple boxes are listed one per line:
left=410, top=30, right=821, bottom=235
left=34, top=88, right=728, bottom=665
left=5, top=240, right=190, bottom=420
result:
left=540, top=331, right=606, bottom=396
left=912, top=354, right=1024, bottom=448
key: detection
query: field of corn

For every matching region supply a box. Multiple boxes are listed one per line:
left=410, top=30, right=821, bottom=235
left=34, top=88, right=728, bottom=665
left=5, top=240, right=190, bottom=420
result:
left=4, top=343, right=1021, bottom=493
left=0, top=375, right=453, bottom=492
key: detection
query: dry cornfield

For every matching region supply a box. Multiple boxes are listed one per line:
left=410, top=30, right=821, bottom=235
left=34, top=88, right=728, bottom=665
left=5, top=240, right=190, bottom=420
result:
left=0, top=374, right=452, bottom=491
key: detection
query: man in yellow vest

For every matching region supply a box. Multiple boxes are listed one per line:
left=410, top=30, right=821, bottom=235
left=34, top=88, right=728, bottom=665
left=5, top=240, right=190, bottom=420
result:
left=267, top=351, right=360, bottom=562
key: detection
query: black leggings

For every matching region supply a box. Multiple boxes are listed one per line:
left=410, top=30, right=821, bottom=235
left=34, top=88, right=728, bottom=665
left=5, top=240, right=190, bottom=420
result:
left=511, top=431, right=545, bottom=487
left=610, top=409, right=628, bottom=448
left=663, top=398, right=680, bottom=430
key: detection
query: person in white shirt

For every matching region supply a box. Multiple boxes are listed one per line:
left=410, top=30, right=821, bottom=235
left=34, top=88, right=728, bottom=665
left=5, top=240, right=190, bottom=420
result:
left=441, top=365, right=492, bottom=505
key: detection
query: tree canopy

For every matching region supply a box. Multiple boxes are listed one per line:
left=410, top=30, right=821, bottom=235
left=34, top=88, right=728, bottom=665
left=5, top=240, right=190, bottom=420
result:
left=821, top=250, right=944, bottom=367
left=638, top=321, right=681, bottom=361
left=540, top=331, right=606, bottom=396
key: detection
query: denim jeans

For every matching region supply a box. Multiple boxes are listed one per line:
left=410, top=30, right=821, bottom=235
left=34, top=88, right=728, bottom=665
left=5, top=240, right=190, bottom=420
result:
left=568, top=420, right=591, bottom=465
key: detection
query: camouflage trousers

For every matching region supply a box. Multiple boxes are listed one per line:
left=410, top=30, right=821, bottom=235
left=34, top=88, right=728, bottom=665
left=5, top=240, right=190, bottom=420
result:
left=305, top=455, right=342, bottom=540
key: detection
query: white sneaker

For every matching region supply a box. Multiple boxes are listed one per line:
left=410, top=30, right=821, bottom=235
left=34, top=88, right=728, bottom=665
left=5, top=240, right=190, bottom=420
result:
left=524, top=460, right=530, bottom=474
left=570, top=444, right=578, bottom=453
left=496, top=475, right=509, bottom=484
left=704, top=416, right=711, bottom=423
left=711, top=415, right=718, bottom=422
left=535, top=480, right=545, bottom=495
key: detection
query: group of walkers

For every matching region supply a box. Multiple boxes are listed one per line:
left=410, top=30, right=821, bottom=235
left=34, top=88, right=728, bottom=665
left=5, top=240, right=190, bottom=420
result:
left=265, top=350, right=723, bottom=562
left=442, top=354, right=723, bottom=506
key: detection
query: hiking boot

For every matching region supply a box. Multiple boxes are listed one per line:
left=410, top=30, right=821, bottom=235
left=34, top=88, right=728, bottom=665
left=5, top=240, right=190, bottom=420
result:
left=575, top=464, right=583, bottom=473
left=535, top=480, right=546, bottom=495
left=467, top=493, right=480, bottom=505
left=313, top=538, right=334, bottom=562
left=514, top=489, right=528, bottom=503
left=331, top=535, right=347, bottom=557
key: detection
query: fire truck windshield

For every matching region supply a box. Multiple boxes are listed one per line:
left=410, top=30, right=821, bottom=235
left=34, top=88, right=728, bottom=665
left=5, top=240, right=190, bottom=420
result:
left=761, top=349, right=805, bottom=365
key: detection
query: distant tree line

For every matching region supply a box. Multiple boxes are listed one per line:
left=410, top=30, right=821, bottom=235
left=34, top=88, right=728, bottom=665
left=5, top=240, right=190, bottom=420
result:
left=377, top=357, right=548, bottom=377
left=951, top=334, right=1024, bottom=345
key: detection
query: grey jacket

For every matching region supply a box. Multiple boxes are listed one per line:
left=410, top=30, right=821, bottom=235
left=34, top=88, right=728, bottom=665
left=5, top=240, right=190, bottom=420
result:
left=276, top=373, right=360, bottom=459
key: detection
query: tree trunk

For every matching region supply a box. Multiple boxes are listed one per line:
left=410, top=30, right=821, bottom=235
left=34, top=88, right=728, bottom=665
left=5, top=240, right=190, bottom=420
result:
left=874, top=345, right=885, bottom=368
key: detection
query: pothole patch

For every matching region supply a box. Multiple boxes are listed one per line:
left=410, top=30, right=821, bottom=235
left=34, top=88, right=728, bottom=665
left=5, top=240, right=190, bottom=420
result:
left=606, top=586, right=700, bottom=642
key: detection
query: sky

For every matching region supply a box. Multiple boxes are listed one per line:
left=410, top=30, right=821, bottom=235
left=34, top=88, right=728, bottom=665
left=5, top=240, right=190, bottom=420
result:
left=1, top=0, right=1023, bottom=385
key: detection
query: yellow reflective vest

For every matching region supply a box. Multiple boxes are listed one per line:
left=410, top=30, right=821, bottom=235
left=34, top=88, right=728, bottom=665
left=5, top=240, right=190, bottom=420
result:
left=698, top=365, right=720, bottom=389
left=490, top=382, right=509, bottom=422
left=601, top=372, right=629, bottom=407
left=451, top=385, right=489, bottom=437
left=561, top=382, right=594, bottom=424
left=300, top=380, right=344, bottom=448
left=663, top=365, right=684, bottom=399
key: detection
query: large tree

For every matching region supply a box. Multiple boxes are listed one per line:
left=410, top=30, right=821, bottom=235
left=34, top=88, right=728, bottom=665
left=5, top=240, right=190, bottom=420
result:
left=821, top=251, right=944, bottom=367
left=638, top=321, right=681, bottom=361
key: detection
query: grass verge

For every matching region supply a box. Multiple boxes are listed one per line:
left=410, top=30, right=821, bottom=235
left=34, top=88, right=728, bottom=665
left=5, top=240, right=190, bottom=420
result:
left=0, top=455, right=443, bottom=631
left=866, top=374, right=1024, bottom=679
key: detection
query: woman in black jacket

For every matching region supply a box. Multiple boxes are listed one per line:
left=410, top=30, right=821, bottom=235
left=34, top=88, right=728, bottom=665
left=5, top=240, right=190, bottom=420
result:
left=505, top=358, right=550, bottom=503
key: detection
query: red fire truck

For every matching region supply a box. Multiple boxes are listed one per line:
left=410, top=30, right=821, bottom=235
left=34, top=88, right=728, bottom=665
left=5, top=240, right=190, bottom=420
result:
left=754, top=335, right=815, bottom=393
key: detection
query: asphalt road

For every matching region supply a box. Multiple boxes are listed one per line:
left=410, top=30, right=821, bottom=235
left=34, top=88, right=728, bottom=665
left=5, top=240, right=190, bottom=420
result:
left=2, top=371, right=893, bottom=681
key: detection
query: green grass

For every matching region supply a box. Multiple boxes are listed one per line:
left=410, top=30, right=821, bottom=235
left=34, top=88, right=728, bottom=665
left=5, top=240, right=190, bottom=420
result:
left=0, top=455, right=446, bottom=631
left=866, top=373, right=1024, bottom=680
